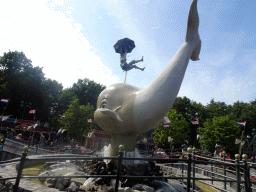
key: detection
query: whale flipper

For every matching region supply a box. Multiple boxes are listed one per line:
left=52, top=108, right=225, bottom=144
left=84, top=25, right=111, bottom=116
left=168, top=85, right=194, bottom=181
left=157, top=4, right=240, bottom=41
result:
left=161, top=116, right=171, bottom=124
left=186, top=0, right=201, bottom=61
left=190, top=39, right=201, bottom=61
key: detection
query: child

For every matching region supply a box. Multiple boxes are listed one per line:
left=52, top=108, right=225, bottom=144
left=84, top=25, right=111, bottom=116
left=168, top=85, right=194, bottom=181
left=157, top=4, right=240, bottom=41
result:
left=120, top=52, right=145, bottom=71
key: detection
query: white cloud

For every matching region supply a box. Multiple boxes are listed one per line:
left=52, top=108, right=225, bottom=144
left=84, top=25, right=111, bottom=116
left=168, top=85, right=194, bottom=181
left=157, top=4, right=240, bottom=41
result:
left=215, top=75, right=254, bottom=104
left=179, top=54, right=256, bottom=105
left=205, top=49, right=236, bottom=66
left=0, top=1, right=119, bottom=88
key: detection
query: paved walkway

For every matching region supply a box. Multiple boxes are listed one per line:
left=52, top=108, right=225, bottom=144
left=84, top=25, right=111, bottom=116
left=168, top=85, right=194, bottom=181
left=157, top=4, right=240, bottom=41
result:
left=158, top=163, right=236, bottom=192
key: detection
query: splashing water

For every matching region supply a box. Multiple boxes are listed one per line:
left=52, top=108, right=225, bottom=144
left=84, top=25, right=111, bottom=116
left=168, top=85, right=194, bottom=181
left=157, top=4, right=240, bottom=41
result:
left=123, top=149, right=142, bottom=166
left=49, top=161, right=76, bottom=171
left=101, top=144, right=142, bottom=166
left=49, top=161, right=87, bottom=183
left=102, top=144, right=111, bottom=163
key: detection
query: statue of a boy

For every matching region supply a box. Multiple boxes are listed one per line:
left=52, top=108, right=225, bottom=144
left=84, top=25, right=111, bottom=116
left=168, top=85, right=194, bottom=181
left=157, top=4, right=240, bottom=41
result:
left=120, top=52, right=145, bottom=71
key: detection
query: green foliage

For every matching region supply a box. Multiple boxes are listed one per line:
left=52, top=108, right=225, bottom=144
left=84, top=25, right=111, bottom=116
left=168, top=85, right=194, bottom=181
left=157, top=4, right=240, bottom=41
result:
left=153, top=109, right=190, bottom=149
left=0, top=51, right=49, bottom=121
left=0, top=134, right=5, bottom=140
left=71, top=78, right=105, bottom=109
left=201, top=115, right=241, bottom=155
left=173, top=96, right=207, bottom=123
left=153, top=124, right=169, bottom=148
left=206, top=99, right=231, bottom=119
left=50, top=116, right=63, bottom=131
left=229, top=101, right=255, bottom=136
left=0, top=51, right=104, bottom=126
left=62, top=98, right=94, bottom=139
left=173, top=96, right=207, bottom=146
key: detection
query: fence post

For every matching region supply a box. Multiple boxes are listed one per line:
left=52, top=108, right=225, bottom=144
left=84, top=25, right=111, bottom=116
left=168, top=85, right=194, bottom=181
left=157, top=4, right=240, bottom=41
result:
left=242, top=154, right=250, bottom=192
left=211, top=157, right=214, bottom=185
left=181, top=155, right=184, bottom=182
left=186, top=147, right=192, bottom=192
left=223, top=151, right=227, bottom=190
left=70, top=139, right=74, bottom=154
left=35, top=144, right=38, bottom=155
left=192, top=147, right=196, bottom=192
left=235, top=154, right=241, bottom=192
left=115, top=144, right=124, bottom=192
left=13, top=146, right=28, bottom=192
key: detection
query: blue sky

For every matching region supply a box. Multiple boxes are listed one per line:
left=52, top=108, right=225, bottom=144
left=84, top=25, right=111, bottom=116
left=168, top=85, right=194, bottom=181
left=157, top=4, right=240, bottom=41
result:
left=1, top=0, right=256, bottom=106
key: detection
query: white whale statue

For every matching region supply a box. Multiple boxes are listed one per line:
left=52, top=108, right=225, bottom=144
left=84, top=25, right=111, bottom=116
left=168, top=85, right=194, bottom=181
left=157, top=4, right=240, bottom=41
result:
left=94, top=0, right=201, bottom=156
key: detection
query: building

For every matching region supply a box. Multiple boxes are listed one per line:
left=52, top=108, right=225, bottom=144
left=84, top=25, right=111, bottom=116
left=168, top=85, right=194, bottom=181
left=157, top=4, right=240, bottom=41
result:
left=84, top=130, right=111, bottom=150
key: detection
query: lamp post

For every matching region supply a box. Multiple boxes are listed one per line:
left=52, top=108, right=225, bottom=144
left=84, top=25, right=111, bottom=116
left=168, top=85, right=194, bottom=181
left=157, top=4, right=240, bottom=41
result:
left=246, top=134, right=251, bottom=152
left=253, top=129, right=256, bottom=162
left=168, top=136, right=173, bottom=155
left=143, top=137, right=148, bottom=156
left=0, top=99, right=10, bottom=133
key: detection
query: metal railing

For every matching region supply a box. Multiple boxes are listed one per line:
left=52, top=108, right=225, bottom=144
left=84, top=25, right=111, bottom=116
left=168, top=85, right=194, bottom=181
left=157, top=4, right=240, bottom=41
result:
left=0, top=146, right=255, bottom=192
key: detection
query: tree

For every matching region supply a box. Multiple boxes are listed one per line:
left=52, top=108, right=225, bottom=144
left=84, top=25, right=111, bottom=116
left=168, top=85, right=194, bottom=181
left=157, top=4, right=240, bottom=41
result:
left=62, top=98, right=94, bottom=139
left=0, top=51, right=107, bottom=126
left=54, top=88, right=76, bottom=119
left=206, top=99, right=231, bottom=119
left=71, top=78, right=105, bottom=109
left=229, top=101, right=254, bottom=137
left=0, top=51, right=50, bottom=121
left=153, top=109, right=190, bottom=149
left=201, top=115, right=241, bottom=156
left=172, top=96, right=207, bottom=146
left=43, top=79, right=63, bottom=102
left=247, top=100, right=256, bottom=134
left=50, top=116, right=63, bottom=131
left=43, top=79, right=64, bottom=119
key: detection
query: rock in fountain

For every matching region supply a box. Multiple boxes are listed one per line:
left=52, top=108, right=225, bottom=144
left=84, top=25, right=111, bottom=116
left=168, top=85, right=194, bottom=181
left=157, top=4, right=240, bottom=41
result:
left=94, top=0, right=201, bottom=156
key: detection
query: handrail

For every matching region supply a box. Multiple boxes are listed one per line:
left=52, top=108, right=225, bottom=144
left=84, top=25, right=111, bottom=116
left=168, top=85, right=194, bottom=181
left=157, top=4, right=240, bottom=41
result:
left=0, top=147, right=253, bottom=192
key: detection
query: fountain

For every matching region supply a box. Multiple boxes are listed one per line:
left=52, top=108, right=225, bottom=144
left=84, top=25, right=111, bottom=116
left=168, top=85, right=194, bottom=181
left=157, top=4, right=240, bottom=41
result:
left=94, top=0, right=201, bottom=156
left=25, top=146, right=201, bottom=191
left=16, top=0, right=202, bottom=191
left=92, top=0, right=202, bottom=190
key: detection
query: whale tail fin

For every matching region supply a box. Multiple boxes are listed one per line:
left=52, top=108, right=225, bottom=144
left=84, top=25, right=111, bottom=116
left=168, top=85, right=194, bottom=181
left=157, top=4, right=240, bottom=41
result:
left=186, top=0, right=201, bottom=61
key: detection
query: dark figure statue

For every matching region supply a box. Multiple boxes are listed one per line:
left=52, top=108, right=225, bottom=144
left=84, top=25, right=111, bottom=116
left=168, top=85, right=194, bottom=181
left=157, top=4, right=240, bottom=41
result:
left=120, top=52, right=145, bottom=72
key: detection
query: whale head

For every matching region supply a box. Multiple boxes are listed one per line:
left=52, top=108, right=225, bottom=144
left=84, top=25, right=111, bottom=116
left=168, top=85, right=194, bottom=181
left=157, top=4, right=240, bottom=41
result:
left=94, top=83, right=140, bottom=136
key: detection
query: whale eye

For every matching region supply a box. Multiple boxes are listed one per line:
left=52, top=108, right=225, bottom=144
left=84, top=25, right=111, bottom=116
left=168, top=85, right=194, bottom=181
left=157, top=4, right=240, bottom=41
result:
left=100, top=96, right=108, bottom=109
left=100, top=102, right=107, bottom=109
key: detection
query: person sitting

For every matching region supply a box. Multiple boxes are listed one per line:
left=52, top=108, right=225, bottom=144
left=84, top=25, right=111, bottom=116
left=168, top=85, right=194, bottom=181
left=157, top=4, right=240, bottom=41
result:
left=120, top=52, right=145, bottom=71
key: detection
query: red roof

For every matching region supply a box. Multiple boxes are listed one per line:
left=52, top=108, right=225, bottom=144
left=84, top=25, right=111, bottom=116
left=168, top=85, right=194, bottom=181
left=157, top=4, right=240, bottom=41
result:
left=93, top=130, right=110, bottom=135
left=16, top=120, right=36, bottom=125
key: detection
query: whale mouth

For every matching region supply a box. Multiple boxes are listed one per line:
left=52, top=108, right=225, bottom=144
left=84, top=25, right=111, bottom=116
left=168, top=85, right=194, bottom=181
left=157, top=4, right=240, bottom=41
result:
left=95, top=107, right=124, bottom=123
left=94, top=106, right=127, bottom=135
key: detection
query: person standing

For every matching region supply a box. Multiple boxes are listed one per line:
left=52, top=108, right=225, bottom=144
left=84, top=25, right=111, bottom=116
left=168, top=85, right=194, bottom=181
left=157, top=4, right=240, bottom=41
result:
left=214, top=144, right=222, bottom=157
left=153, top=146, right=158, bottom=157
